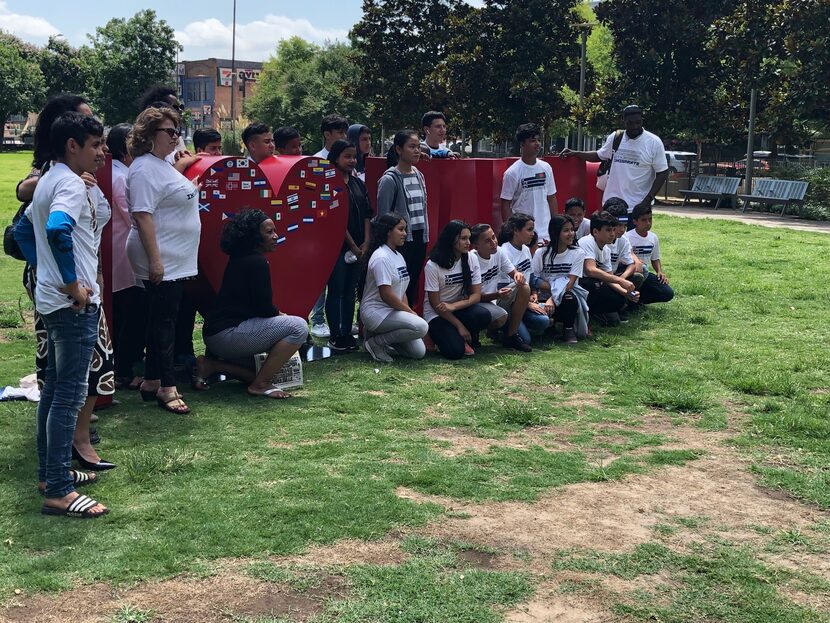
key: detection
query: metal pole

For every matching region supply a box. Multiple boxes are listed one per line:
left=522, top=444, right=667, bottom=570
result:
left=745, top=87, right=757, bottom=194
left=577, top=27, right=587, bottom=151
left=230, top=0, right=237, bottom=132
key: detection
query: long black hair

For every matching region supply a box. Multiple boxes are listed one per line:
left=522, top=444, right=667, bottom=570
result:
left=33, top=93, right=88, bottom=169
left=497, top=212, right=534, bottom=246
left=429, top=219, right=473, bottom=295
left=219, top=209, right=269, bottom=256
left=542, top=215, right=576, bottom=267
left=364, top=213, right=405, bottom=269
left=106, top=123, right=132, bottom=162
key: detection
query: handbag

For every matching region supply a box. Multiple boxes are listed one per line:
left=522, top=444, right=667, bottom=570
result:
left=596, top=130, right=625, bottom=191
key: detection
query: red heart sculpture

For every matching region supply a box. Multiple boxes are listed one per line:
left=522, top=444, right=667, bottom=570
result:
left=185, top=155, right=348, bottom=317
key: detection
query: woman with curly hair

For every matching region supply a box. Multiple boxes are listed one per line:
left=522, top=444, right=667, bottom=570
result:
left=126, top=106, right=201, bottom=414
left=193, top=210, right=308, bottom=399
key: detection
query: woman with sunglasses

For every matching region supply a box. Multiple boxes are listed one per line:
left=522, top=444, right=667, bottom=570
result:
left=125, top=106, right=201, bottom=415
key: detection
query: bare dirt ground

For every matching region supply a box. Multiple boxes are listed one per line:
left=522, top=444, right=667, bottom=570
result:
left=4, top=410, right=828, bottom=623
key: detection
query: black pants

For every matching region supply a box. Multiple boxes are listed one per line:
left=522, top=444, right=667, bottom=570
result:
left=326, top=254, right=361, bottom=339
left=552, top=292, right=578, bottom=328
left=399, top=229, right=426, bottom=307
left=174, top=294, right=198, bottom=360
left=639, top=272, right=674, bottom=304
left=112, top=286, right=148, bottom=378
left=580, top=278, right=627, bottom=315
left=428, top=304, right=492, bottom=360
left=143, top=280, right=183, bottom=387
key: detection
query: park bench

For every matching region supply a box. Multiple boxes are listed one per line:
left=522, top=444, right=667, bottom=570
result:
left=738, top=178, right=809, bottom=216
left=679, top=175, right=742, bottom=210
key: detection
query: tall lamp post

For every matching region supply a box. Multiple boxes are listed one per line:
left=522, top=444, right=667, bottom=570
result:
left=576, top=21, right=596, bottom=151
left=230, top=0, right=237, bottom=132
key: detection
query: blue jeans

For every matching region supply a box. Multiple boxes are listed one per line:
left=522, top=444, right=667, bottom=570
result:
left=37, top=306, right=98, bottom=498
left=518, top=309, right=550, bottom=344
left=325, top=256, right=360, bottom=339
left=311, top=290, right=326, bottom=325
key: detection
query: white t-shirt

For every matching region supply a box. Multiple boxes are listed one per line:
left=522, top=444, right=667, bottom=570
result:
left=498, top=242, right=532, bottom=288
left=423, top=254, right=482, bottom=323
left=472, top=248, right=514, bottom=298
left=361, top=244, right=409, bottom=331
left=313, top=148, right=329, bottom=159
left=608, top=235, right=634, bottom=273
left=126, top=153, right=201, bottom=281
left=625, top=229, right=661, bottom=268
left=500, top=159, right=557, bottom=240
left=596, top=130, right=667, bottom=212
left=578, top=235, right=612, bottom=273
left=574, top=218, right=590, bottom=240
left=30, top=163, right=101, bottom=315
left=531, top=246, right=584, bottom=300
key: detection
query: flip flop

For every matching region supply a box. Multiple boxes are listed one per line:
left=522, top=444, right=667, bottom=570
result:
left=248, top=386, right=290, bottom=400
left=41, top=494, right=109, bottom=519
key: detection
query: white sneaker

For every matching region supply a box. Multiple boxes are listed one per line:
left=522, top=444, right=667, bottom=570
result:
left=351, top=323, right=360, bottom=335
left=311, top=323, right=330, bottom=338
left=364, top=337, right=393, bottom=363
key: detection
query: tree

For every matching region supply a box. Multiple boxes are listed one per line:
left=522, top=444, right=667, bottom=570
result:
left=86, top=10, right=181, bottom=124
left=245, top=37, right=370, bottom=154
left=350, top=0, right=468, bottom=130
left=38, top=36, right=91, bottom=99
left=0, top=32, right=45, bottom=129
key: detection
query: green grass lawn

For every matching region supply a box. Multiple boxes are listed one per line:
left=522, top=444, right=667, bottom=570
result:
left=0, top=151, right=829, bottom=622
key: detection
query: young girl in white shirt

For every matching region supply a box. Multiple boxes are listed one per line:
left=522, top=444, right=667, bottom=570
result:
left=361, top=214, right=429, bottom=362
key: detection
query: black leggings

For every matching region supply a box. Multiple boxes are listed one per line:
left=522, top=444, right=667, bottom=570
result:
left=112, top=286, right=148, bottom=378
left=143, top=280, right=183, bottom=387
left=552, top=292, right=578, bottom=328
left=399, top=229, right=426, bottom=307
left=428, top=304, right=492, bottom=360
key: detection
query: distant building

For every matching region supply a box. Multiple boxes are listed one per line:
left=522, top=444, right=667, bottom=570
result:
left=177, top=58, right=263, bottom=131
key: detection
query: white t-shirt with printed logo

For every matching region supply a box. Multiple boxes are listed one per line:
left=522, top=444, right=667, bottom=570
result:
left=625, top=229, right=661, bottom=269
left=423, top=254, right=482, bottom=323
left=596, top=130, right=667, bottom=213
left=498, top=243, right=532, bottom=288
left=126, top=153, right=201, bottom=281
left=578, top=235, right=612, bottom=273
left=361, top=244, right=410, bottom=331
left=608, top=235, right=634, bottom=273
left=472, top=248, right=514, bottom=298
left=500, top=159, right=557, bottom=240
left=531, top=246, right=584, bottom=293
left=30, top=163, right=101, bottom=315
left=574, top=218, right=590, bottom=240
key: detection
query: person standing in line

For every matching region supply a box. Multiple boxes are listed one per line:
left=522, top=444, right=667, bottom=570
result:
left=421, top=111, right=459, bottom=159
left=241, top=123, right=275, bottom=164
left=126, top=107, right=201, bottom=415
left=193, top=128, right=222, bottom=156
left=500, top=123, right=558, bottom=243
left=347, top=124, right=372, bottom=181
left=376, top=130, right=430, bottom=309
left=361, top=214, right=429, bottom=363
left=274, top=126, right=302, bottom=156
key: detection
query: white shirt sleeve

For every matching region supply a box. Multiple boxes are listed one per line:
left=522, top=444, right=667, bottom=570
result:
left=571, top=248, right=585, bottom=277
left=651, top=234, right=661, bottom=261
left=424, top=261, right=440, bottom=293
left=596, top=133, right=616, bottom=160
left=128, top=167, right=160, bottom=214
left=51, top=177, right=87, bottom=223
left=371, top=255, right=395, bottom=287
left=545, top=163, right=557, bottom=196
left=500, top=168, right=518, bottom=201
left=651, top=138, right=669, bottom=173
left=499, top=251, right=515, bottom=276
left=531, top=252, right=544, bottom=281
left=469, top=254, right=482, bottom=285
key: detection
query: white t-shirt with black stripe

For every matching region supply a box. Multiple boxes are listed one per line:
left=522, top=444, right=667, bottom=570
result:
left=578, top=235, right=612, bottom=273
left=423, top=254, right=482, bottom=323
left=608, top=235, right=634, bottom=273
left=531, top=246, right=584, bottom=294
left=472, top=247, right=514, bottom=298
left=498, top=243, right=532, bottom=288
left=625, top=229, right=661, bottom=269
left=361, top=244, right=410, bottom=331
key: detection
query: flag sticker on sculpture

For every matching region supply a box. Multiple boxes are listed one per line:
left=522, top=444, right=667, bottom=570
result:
left=303, top=217, right=314, bottom=224
left=287, top=193, right=299, bottom=204
left=288, top=185, right=300, bottom=191
left=325, top=169, right=336, bottom=179
left=271, top=199, right=283, bottom=206
left=253, top=179, right=267, bottom=187
left=259, top=189, right=271, bottom=198
left=227, top=172, right=240, bottom=182
left=287, top=224, right=299, bottom=233
left=276, top=236, right=286, bottom=245
left=241, top=181, right=252, bottom=190
left=236, top=159, right=249, bottom=168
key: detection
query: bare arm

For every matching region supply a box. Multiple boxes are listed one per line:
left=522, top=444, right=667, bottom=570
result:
left=635, top=170, right=670, bottom=210
left=547, top=194, right=558, bottom=220
left=132, top=212, right=164, bottom=284
left=445, top=283, right=481, bottom=312
left=500, top=199, right=512, bottom=223
left=559, top=149, right=601, bottom=162
left=583, top=258, right=634, bottom=291
left=16, top=175, right=38, bottom=202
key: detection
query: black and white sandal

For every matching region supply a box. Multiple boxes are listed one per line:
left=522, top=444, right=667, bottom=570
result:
left=41, top=494, right=109, bottom=519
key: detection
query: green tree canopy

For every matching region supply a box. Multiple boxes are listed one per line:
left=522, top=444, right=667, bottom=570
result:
left=0, top=31, right=45, bottom=129
left=244, top=37, right=370, bottom=155
left=39, top=36, right=91, bottom=99
left=86, top=9, right=181, bottom=124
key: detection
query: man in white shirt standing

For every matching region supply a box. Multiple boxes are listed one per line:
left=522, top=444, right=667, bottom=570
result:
left=500, top=123, right=558, bottom=242
left=562, top=105, right=668, bottom=222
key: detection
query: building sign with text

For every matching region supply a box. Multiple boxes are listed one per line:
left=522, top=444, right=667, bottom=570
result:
left=218, top=67, right=262, bottom=87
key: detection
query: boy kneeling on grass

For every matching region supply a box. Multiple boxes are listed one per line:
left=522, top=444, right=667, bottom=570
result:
left=625, top=205, right=674, bottom=306
left=577, top=210, right=639, bottom=327
left=603, top=198, right=646, bottom=320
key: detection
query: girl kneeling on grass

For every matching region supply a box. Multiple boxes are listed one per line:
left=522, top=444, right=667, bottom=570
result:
left=531, top=215, right=590, bottom=343
left=360, top=214, right=429, bottom=363
left=423, top=220, right=492, bottom=360
left=193, top=210, right=308, bottom=399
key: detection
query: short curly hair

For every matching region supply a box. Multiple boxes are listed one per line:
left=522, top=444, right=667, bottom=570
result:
left=127, top=107, right=181, bottom=158
left=220, top=209, right=269, bottom=256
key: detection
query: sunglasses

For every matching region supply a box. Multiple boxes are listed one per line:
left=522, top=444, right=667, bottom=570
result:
left=156, top=127, right=182, bottom=138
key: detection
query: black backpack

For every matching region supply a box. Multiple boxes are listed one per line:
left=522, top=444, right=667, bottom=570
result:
left=4, top=163, right=50, bottom=261
left=596, top=130, right=625, bottom=182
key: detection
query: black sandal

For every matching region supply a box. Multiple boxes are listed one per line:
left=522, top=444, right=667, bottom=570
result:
left=157, top=393, right=191, bottom=415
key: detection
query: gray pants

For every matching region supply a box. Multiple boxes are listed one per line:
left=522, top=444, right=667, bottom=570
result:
left=204, top=315, right=308, bottom=360
left=370, top=311, right=428, bottom=359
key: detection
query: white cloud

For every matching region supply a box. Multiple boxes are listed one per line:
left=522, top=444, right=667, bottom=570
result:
left=175, top=14, right=348, bottom=62
left=0, top=1, right=59, bottom=42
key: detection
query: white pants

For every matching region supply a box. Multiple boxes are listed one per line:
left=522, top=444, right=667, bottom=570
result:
left=370, top=311, right=428, bottom=359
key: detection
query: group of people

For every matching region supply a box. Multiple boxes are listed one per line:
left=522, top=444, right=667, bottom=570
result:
left=11, top=86, right=673, bottom=518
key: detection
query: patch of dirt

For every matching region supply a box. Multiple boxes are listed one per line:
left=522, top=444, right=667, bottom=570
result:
left=280, top=538, right=407, bottom=568
left=1, top=570, right=344, bottom=623
left=503, top=580, right=613, bottom=623
left=456, top=549, right=501, bottom=570
left=423, top=426, right=580, bottom=458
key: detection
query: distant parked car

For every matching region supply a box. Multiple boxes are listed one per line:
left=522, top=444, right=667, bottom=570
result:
left=665, top=151, right=696, bottom=175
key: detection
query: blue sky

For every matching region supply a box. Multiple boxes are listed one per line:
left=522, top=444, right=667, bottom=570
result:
left=0, top=0, right=369, bottom=61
